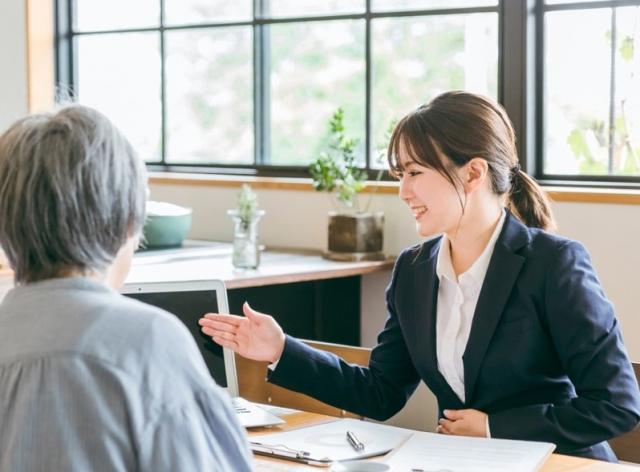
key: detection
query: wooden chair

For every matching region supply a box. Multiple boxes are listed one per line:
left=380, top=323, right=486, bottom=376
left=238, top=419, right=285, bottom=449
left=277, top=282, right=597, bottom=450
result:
left=609, top=362, right=640, bottom=463
left=236, top=339, right=371, bottom=419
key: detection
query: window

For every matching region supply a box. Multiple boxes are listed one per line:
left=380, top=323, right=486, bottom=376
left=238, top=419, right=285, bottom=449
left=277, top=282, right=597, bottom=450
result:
left=540, top=0, right=640, bottom=183
left=55, top=0, right=500, bottom=177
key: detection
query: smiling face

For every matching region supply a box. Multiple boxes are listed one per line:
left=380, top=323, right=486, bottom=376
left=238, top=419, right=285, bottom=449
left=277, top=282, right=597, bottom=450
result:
left=397, top=142, right=466, bottom=238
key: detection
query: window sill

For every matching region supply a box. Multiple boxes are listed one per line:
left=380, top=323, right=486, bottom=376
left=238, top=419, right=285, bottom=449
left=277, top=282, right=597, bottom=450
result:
left=148, top=172, right=640, bottom=205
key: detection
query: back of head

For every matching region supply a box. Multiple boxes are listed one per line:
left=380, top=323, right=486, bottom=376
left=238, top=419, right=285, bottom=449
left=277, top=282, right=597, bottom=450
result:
left=0, top=105, right=147, bottom=283
left=388, top=91, right=556, bottom=231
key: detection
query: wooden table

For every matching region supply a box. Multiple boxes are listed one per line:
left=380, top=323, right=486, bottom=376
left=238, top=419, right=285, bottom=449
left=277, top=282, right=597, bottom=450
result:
left=250, top=411, right=639, bottom=471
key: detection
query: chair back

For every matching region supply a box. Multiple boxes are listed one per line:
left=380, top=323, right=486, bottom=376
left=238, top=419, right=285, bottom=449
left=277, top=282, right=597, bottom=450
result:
left=236, top=339, right=371, bottom=418
left=609, top=362, right=640, bottom=463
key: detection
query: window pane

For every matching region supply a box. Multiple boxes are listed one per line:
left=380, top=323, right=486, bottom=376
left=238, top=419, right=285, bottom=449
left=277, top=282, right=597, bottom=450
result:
left=267, top=1, right=364, bottom=17
left=544, top=10, right=611, bottom=175
left=371, top=13, right=498, bottom=168
left=545, top=1, right=604, bottom=4
left=77, top=33, right=161, bottom=162
left=269, top=20, right=365, bottom=166
left=613, top=6, right=640, bottom=176
left=165, top=28, right=253, bottom=164
left=75, top=0, right=159, bottom=31
left=372, top=0, right=497, bottom=11
left=164, top=0, right=252, bottom=26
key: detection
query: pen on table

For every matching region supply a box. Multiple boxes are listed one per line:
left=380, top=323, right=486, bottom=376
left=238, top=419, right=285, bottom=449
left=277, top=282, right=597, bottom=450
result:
left=346, top=430, right=365, bottom=452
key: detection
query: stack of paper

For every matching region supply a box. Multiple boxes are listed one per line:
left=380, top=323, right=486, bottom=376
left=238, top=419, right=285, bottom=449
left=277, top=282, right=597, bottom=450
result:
left=384, top=432, right=555, bottom=472
left=250, top=418, right=413, bottom=465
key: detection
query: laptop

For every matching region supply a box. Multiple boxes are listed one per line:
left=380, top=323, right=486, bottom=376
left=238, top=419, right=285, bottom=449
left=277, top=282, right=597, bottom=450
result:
left=121, top=279, right=284, bottom=428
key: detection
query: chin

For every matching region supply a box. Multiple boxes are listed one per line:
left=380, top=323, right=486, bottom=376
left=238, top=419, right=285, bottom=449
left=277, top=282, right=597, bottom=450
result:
left=416, top=223, right=438, bottom=238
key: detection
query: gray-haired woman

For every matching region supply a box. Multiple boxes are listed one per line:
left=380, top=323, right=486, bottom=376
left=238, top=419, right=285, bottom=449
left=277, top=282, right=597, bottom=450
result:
left=0, top=106, right=253, bottom=471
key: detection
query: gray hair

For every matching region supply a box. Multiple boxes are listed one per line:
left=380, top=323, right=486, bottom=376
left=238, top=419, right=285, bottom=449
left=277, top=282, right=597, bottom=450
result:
left=0, top=105, right=147, bottom=283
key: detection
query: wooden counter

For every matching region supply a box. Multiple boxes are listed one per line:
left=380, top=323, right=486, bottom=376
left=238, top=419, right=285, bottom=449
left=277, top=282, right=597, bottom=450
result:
left=127, top=241, right=394, bottom=289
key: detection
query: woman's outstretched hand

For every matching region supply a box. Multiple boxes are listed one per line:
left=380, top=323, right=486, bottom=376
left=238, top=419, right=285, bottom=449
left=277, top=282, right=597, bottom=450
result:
left=198, top=302, right=286, bottom=363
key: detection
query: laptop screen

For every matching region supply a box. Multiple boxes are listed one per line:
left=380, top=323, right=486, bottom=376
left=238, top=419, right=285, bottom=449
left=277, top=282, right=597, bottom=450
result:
left=125, top=290, right=227, bottom=388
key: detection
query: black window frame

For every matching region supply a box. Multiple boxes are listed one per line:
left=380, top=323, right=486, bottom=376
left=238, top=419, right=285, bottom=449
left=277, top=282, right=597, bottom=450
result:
left=536, top=0, right=640, bottom=188
left=58, top=0, right=602, bottom=185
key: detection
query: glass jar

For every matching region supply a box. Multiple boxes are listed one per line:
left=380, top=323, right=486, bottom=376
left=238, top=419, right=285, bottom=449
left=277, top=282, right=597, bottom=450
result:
left=227, top=209, right=265, bottom=269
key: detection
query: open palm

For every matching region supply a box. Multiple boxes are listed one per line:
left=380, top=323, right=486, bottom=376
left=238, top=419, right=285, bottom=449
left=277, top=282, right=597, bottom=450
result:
left=198, top=302, right=285, bottom=363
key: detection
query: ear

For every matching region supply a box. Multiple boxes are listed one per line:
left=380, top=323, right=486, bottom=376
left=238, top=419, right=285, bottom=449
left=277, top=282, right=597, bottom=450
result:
left=462, top=157, right=489, bottom=194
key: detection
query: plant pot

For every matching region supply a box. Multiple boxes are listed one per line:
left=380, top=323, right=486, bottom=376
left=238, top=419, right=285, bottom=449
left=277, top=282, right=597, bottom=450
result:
left=325, top=211, right=385, bottom=262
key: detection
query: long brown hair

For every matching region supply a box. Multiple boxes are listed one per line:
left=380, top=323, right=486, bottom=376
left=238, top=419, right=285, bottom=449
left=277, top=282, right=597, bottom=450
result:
left=387, top=91, right=556, bottom=231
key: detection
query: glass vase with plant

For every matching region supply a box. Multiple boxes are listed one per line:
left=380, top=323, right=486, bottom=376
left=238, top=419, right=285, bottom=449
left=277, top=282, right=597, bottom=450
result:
left=227, top=184, right=265, bottom=269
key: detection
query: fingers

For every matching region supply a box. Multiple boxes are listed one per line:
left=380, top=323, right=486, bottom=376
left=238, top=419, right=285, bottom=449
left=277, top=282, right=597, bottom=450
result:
left=443, top=409, right=464, bottom=420
left=211, top=334, right=239, bottom=352
left=200, top=319, right=238, bottom=334
left=242, top=301, right=265, bottom=321
left=199, top=313, right=242, bottom=328
left=437, top=418, right=454, bottom=434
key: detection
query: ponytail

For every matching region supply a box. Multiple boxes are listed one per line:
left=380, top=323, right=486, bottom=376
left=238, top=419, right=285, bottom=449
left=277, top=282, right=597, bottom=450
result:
left=508, top=170, right=556, bottom=232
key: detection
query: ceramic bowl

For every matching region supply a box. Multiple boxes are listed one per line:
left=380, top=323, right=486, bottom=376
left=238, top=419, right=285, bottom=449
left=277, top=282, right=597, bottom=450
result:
left=142, top=201, right=193, bottom=248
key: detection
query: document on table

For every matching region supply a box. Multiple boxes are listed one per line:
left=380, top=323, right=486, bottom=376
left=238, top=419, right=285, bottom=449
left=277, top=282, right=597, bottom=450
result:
left=384, top=431, right=555, bottom=472
left=250, top=418, right=413, bottom=465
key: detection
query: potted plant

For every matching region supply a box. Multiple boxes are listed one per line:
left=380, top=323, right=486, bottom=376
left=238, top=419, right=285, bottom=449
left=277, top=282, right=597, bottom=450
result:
left=309, top=108, right=386, bottom=261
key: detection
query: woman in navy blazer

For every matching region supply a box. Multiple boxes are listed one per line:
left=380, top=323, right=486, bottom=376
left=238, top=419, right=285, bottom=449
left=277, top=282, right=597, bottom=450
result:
left=201, top=91, right=640, bottom=461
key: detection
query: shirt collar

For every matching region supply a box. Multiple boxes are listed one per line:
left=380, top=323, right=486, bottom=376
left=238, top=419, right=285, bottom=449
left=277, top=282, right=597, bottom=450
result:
left=436, top=208, right=507, bottom=285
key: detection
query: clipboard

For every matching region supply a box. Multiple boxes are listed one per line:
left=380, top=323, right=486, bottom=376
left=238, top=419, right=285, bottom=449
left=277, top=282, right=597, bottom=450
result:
left=250, top=441, right=334, bottom=466
left=249, top=418, right=413, bottom=467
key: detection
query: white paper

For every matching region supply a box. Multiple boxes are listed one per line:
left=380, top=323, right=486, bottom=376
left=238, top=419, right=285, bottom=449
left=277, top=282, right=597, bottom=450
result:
left=250, top=418, right=413, bottom=463
left=384, top=432, right=555, bottom=472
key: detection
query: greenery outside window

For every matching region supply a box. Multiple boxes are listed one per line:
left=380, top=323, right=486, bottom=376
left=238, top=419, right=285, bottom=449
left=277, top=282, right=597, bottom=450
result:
left=55, top=0, right=500, bottom=178
left=541, top=0, right=640, bottom=185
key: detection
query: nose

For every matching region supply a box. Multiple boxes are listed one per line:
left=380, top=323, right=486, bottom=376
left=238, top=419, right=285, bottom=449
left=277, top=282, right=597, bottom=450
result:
left=399, top=174, right=412, bottom=204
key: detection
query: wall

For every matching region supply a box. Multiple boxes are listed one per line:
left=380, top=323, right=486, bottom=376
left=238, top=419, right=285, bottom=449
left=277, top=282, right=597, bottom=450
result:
left=0, top=0, right=28, bottom=132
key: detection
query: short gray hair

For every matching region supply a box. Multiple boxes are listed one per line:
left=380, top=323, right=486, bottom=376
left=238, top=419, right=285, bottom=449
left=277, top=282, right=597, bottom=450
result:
left=0, top=105, right=147, bottom=283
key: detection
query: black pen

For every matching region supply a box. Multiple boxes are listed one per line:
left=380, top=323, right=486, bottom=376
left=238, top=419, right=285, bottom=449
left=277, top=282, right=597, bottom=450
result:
left=346, top=430, right=365, bottom=452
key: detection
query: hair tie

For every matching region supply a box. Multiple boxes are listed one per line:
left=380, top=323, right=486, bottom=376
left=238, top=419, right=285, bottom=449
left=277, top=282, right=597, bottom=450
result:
left=510, top=162, right=521, bottom=182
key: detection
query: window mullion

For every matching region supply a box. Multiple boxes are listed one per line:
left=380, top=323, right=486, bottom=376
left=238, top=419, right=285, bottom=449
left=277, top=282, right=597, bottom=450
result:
left=365, top=0, right=372, bottom=171
left=159, top=0, right=167, bottom=164
left=608, top=7, right=617, bottom=175
left=254, top=0, right=271, bottom=166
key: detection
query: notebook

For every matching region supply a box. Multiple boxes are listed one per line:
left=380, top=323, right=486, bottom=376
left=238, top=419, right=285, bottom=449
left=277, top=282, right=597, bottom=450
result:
left=121, top=279, right=284, bottom=428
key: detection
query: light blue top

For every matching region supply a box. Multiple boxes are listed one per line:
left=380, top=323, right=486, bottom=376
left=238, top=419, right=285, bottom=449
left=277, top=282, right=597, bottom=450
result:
left=0, top=277, right=253, bottom=471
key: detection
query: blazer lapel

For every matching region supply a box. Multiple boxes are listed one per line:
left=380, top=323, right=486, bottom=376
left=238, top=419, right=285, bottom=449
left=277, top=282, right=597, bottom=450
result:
left=414, top=238, right=465, bottom=408
left=462, top=213, right=530, bottom=404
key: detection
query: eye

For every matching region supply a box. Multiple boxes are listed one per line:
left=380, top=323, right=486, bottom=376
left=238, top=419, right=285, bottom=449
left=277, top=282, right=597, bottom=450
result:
left=408, top=170, right=421, bottom=177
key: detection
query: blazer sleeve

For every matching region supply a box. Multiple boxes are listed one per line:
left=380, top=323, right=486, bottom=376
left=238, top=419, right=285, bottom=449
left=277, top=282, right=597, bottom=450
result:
left=489, top=240, right=640, bottom=450
left=267, top=250, right=421, bottom=421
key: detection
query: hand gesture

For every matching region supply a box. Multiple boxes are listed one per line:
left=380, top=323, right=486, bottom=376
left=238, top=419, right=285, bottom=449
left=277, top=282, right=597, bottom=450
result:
left=198, top=302, right=285, bottom=363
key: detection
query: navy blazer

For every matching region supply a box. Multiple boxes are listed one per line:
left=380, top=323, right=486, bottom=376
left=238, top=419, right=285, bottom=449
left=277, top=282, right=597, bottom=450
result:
left=269, top=211, right=640, bottom=461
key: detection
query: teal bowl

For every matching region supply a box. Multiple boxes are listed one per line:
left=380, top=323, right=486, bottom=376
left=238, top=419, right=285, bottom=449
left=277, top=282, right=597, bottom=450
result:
left=142, top=202, right=193, bottom=248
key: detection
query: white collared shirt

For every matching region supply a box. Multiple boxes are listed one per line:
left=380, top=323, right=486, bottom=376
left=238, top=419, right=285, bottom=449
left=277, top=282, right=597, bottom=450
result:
left=435, top=209, right=506, bottom=435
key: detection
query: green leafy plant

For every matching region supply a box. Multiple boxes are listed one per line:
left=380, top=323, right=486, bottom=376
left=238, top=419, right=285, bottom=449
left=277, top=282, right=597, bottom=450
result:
left=310, top=109, right=396, bottom=212
left=309, top=108, right=367, bottom=211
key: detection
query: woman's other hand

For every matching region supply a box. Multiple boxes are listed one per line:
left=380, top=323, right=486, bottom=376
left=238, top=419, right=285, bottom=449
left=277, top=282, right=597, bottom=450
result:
left=437, top=409, right=488, bottom=437
left=199, top=302, right=285, bottom=363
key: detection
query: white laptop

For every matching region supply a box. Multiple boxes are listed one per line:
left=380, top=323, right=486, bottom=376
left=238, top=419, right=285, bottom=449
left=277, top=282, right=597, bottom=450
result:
left=121, top=279, right=285, bottom=428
